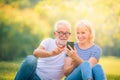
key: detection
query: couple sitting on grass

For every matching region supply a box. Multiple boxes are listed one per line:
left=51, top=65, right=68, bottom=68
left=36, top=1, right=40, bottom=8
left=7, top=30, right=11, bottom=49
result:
left=14, top=20, right=107, bottom=80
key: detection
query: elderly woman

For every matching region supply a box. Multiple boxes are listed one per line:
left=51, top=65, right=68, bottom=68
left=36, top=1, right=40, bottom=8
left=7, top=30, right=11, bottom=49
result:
left=64, top=20, right=106, bottom=80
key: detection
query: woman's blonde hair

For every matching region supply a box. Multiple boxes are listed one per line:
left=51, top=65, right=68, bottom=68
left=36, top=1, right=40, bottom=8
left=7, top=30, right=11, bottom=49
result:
left=75, top=20, right=95, bottom=43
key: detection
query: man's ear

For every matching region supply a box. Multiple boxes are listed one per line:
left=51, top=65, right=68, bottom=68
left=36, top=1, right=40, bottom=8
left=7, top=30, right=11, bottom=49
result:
left=54, top=31, right=56, bottom=36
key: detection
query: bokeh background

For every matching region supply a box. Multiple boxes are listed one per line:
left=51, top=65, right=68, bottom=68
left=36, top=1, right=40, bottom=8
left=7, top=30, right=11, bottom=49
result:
left=0, top=0, right=120, bottom=79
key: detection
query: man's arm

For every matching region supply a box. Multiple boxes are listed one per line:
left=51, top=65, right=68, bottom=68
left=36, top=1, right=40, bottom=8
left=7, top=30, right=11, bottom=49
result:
left=33, top=45, right=64, bottom=58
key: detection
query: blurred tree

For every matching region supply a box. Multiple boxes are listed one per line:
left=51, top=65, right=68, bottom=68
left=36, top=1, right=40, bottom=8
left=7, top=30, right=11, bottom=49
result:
left=0, top=0, right=120, bottom=61
left=0, top=0, right=40, bottom=9
left=0, top=5, right=42, bottom=60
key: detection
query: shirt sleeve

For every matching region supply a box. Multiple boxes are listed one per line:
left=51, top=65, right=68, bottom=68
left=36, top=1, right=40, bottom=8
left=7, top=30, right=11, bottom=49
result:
left=39, top=38, right=51, bottom=50
left=91, top=46, right=102, bottom=61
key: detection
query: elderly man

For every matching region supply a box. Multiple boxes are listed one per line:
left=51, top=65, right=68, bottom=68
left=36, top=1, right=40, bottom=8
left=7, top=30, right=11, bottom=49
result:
left=14, top=20, right=71, bottom=80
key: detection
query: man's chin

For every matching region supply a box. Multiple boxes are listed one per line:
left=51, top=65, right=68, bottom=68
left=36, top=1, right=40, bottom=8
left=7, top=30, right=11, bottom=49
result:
left=56, top=40, right=67, bottom=47
left=57, top=44, right=66, bottom=48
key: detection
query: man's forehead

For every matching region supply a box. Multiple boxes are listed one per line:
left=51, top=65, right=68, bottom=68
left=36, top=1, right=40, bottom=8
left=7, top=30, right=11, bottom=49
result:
left=57, top=25, right=70, bottom=30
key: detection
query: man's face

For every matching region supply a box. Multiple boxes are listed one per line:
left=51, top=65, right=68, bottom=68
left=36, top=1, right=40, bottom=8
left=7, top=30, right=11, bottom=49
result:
left=54, top=24, right=71, bottom=47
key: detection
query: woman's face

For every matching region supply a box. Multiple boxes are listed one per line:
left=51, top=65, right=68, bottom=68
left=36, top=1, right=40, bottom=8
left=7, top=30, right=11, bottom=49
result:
left=76, top=27, right=90, bottom=44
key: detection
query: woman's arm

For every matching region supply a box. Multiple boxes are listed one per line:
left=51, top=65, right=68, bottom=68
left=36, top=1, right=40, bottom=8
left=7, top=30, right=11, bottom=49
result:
left=64, top=45, right=84, bottom=76
left=88, top=57, right=98, bottom=66
left=64, top=57, right=76, bottom=76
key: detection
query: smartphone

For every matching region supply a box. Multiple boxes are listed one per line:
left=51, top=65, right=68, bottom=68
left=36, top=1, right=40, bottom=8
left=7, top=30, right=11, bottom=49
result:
left=67, top=41, right=74, bottom=50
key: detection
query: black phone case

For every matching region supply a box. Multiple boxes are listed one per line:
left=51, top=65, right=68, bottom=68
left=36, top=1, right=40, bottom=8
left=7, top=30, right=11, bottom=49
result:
left=67, top=41, right=74, bottom=50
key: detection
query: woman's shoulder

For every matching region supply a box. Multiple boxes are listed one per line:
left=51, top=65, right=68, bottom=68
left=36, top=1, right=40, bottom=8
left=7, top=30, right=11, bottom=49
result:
left=93, top=44, right=101, bottom=49
left=93, top=44, right=102, bottom=52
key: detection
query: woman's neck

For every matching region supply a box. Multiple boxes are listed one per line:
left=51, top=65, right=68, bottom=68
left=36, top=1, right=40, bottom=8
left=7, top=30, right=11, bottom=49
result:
left=78, top=42, right=94, bottom=50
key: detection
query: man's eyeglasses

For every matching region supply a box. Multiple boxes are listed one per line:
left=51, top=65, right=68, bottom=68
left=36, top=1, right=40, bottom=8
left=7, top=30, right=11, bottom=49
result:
left=56, top=31, right=71, bottom=36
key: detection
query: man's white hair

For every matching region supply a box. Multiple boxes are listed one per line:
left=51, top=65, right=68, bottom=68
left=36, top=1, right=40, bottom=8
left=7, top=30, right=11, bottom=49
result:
left=54, top=20, right=71, bottom=32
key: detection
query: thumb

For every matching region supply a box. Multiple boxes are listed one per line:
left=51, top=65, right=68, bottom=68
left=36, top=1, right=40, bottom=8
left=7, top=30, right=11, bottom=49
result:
left=74, top=47, right=77, bottom=53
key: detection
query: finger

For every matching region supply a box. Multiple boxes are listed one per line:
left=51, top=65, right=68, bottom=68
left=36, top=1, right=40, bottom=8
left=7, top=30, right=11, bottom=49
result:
left=66, top=48, right=72, bottom=56
left=74, top=46, right=75, bottom=50
left=58, top=47, right=64, bottom=52
left=68, top=45, right=75, bottom=54
left=66, top=51, right=71, bottom=56
left=74, top=47, right=78, bottom=54
left=68, top=45, right=73, bottom=50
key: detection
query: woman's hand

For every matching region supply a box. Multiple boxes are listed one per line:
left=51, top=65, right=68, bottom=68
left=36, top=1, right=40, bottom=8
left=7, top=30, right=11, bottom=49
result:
left=66, top=45, right=79, bottom=60
left=66, top=45, right=83, bottom=65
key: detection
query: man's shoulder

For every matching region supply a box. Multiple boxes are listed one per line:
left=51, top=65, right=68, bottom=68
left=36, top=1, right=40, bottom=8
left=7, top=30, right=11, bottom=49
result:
left=40, top=38, right=55, bottom=48
left=41, top=38, right=55, bottom=45
left=43, top=38, right=55, bottom=41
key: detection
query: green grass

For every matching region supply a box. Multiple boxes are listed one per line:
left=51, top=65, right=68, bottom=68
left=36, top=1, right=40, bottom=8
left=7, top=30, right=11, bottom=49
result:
left=99, top=56, right=120, bottom=80
left=0, top=58, right=22, bottom=80
left=0, top=56, right=120, bottom=80
left=99, top=56, right=120, bottom=75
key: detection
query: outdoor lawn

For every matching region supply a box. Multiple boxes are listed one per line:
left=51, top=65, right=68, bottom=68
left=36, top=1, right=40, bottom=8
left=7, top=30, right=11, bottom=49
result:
left=0, top=56, right=120, bottom=80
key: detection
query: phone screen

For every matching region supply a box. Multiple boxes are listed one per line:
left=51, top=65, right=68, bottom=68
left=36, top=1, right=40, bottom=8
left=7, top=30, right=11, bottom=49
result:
left=67, top=41, right=74, bottom=50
